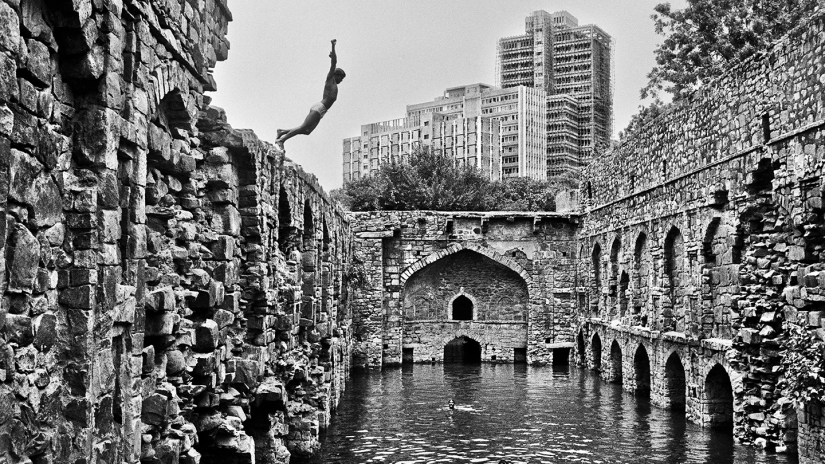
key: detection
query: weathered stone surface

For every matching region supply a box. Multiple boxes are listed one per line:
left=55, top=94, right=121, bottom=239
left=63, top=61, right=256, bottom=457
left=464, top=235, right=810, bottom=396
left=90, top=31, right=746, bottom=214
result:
left=7, top=224, right=40, bottom=293
left=0, top=3, right=20, bottom=54
left=146, top=287, right=176, bottom=313
left=5, top=314, right=33, bottom=345
left=146, top=313, right=175, bottom=337
left=32, top=313, right=56, bottom=351
left=142, top=393, right=169, bottom=426
left=194, top=319, right=218, bottom=352
left=0, top=2, right=354, bottom=464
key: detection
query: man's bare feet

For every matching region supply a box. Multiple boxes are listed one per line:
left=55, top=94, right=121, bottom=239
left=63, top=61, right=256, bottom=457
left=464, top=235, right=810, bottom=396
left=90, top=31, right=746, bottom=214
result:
left=276, top=129, right=288, bottom=140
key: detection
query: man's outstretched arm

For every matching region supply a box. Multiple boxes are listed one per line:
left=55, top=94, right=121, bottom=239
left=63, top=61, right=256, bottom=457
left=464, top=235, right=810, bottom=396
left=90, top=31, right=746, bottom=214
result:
left=327, top=39, right=337, bottom=80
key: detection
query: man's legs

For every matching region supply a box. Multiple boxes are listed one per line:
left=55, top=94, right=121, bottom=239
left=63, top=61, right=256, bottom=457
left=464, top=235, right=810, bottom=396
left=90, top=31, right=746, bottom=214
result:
left=276, top=110, right=322, bottom=145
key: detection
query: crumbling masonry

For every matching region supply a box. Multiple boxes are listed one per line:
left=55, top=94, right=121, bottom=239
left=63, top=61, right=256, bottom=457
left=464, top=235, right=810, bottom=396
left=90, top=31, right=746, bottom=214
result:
left=349, top=8, right=825, bottom=464
left=4, top=1, right=825, bottom=464
left=0, top=1, right=354, bottom=463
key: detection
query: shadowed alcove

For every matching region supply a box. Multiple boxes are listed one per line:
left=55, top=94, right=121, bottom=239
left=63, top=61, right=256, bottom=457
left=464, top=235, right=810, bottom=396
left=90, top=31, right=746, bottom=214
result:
left=452, top=295, right=474, bottom=320
left=444, top=336, right=482, bottom=363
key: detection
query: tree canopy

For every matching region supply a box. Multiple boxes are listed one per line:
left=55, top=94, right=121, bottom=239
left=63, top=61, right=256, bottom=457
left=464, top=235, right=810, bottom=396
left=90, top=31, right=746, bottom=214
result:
left=331, top=148, right=562, bottom=212
left=642, top=0, right=819, bottom=101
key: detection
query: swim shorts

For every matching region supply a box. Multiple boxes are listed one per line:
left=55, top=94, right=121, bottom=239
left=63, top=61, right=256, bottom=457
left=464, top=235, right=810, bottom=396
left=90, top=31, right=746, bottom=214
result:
left=310, top=101, right=328, bottom=118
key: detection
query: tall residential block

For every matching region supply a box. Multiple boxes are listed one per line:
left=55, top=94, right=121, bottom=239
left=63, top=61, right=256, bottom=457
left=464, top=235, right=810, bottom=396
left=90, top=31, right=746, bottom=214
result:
left=497, top=10, right=613, bottom=178
left=407, top=84, right=546, bottom=180
left=344, top=83, right=546, bottom=182
left=343, top=112, right=501, bottom=182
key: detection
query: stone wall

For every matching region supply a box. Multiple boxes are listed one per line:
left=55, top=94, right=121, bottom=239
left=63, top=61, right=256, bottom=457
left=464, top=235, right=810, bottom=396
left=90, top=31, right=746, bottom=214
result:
left=576, top=7, right=825, bottom=459
left=349, top=211, right=579, bottom=367
left=0, top=1, right=354, bottom=463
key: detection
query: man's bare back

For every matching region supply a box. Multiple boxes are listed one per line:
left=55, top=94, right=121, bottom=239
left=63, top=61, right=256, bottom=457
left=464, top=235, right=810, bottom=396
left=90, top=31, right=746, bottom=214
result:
left=276, top=40, right=345, bottom=148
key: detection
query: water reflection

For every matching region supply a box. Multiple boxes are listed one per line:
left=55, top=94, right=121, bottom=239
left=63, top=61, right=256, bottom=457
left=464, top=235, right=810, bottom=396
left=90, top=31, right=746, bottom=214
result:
left=298, top=364, right=797, bottom=464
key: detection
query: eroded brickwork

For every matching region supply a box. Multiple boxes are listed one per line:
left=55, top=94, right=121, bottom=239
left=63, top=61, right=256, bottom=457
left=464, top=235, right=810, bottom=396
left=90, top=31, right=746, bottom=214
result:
left=0, top=1, right=353, bottom=463
left=577, top=8, right=825, bottom=460
left=349, top=211, right=578, bottom=367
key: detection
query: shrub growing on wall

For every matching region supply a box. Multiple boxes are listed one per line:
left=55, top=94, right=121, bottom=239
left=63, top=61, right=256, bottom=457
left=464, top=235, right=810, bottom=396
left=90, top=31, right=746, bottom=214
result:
left=780, top=323, right=825, bottom=404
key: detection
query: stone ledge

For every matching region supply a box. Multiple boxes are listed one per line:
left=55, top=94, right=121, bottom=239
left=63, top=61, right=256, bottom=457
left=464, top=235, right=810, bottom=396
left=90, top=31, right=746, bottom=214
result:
left=544, top=342, right=575, bottom=349
left=701, top=337, right=733, bottom=351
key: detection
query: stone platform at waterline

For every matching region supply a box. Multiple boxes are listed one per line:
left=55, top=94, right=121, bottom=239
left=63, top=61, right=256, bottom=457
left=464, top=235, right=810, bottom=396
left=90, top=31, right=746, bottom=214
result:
left=1, top=0, right=825, bottom=463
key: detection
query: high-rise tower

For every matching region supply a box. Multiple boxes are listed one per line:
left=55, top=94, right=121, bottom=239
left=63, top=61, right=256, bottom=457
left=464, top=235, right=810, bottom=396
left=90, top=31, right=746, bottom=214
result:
left=497, top=10, right=613, bottom=178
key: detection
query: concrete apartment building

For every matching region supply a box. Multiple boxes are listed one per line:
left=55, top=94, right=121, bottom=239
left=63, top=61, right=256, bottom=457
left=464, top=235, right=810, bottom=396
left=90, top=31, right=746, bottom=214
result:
left=497, top=10, right=613, bottom=178
left=343, top=83, right=546, bottom=182
left=343, top=111, right=501, bottom=182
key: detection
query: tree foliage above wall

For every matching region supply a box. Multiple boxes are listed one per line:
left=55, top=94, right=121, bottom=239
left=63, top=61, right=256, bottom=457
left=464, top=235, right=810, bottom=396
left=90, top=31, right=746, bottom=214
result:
left=621, top=0, right=820, bottom=140
left=642, top=0, right=820, bottom=100
left=330, top=147, right=562, bottom=212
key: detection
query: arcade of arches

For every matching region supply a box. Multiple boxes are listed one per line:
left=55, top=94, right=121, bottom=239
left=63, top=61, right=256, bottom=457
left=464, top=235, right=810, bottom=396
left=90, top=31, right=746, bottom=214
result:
left=346, top=13, right=825, bottom=459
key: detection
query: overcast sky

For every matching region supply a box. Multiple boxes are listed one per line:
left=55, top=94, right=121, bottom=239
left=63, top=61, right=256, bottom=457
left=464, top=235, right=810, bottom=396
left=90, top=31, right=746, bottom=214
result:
left=210, top=0, right=686, bottom=191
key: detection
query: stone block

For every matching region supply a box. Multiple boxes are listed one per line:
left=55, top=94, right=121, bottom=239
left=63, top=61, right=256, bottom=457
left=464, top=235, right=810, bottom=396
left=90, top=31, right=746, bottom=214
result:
left=165, top=350, right=185, bottom=376
left=193, top=353, right=216, bottom=377
left=7, top=224, right=40, bottom=293
left=194, top=319, right=219, bottom=352
left=114, top=297, right=136, bottom=324
left=215, top=205, right=241, bottom=236
left=204, top=162, right=236, bottom=188
left=145, top=313, right=175, bottom=337
left=73, top=107, right=121, bottom=169
left=739, top=328, right=761, bottom=345
left=255, top=378, right=285, bottom=407
left=141, top=393, right=169, bottom=426
left=211, top=235, right=235, bottom=260
left=22, top=39, right=51, bottom=87
left=146, top=287, right=176, bottom=313
left=0, top=3, right=20, bottom=54
left=59, top=285, right=94, bottom=309
left=228, top=358, right=260, bottom=390
left=0, top=56, right=17, bottom=104
left=213, top=261, right=239, bottom=286
left=5, top=314, right=33, bottom=345
left=32, top=313, right=56, bottom=351
left=214, top=309, right=234, bottom=329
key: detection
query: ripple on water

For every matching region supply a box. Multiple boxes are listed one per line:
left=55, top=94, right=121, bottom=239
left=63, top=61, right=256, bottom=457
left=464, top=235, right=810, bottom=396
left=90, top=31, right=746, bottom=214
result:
left=297, top=364, right=798, bottom=464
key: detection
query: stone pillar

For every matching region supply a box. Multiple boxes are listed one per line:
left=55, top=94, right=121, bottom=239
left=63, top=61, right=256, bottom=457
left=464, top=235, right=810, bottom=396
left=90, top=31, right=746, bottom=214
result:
left=351, top=231, right=389, bottom=368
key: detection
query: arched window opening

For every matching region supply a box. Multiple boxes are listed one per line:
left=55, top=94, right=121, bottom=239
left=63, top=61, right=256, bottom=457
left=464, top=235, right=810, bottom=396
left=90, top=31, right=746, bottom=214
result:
left=444, top=336, right=481, bottom=364
left=452, top=295, right=474, bottom=321
left=322, top=218, right=331, bottom=252
left=609, top=237, right=621, bottom=298
left=703, top=219, right=738, bottom=339
left=610, top=340, right=622, bottom=383
left=278, top=185, right=295, bottom=254
left=634, top=345, right=651, bottom=398
left=592, top=334, right=602, bottom=371
left=619, top=271, right=630, bottom=317
left=664, top=227, right=684, bottom=331
left=633, top=233, right=649, bottom=319
left=577, top=331, right=586, bottom=365
left=591, top=243, right=602, bottom=314
left=704, top=364, right=734, bottom=431
left=664, top=353, right=686, bottom=410
left=302, top=200, right=315, bottom=253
